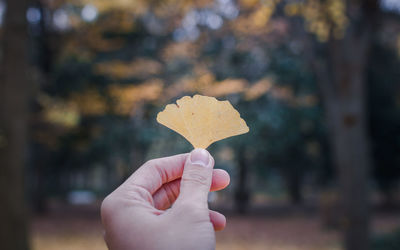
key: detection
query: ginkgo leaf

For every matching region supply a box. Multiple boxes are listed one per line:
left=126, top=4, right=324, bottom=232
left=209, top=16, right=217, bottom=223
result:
left=157, top=95, right=249, bottom=149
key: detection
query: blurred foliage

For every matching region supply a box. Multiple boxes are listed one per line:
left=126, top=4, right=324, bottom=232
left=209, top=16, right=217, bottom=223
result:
left=15, top=0, right=399, bottom=208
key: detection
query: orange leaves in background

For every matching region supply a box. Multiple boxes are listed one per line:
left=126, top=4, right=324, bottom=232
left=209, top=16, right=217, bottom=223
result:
left=76, top=0, right=149, bottom=15
left=245, top=78, right=273, bottom=100
left=164, top=66, right=249, bottom=100
left=232, top=0, right=278, bottom=35
left=37, top=78, right=165, bottom=126
left=202, top=79, right=248, bottom=97
left=251, top=6, right=275, bottom=29
left=34, top=94, right=81, bottom=148
left=70, top=89, right=108, bottom=115
left=109, top=79, right=164, bottom=115
left=284, top=0, right=348, bottom=42
left=162, top=71, right=317, bottom=107
left=37, top=94, right=80, bottom=128
left=95, top=58, right=163, bottom=79
left=232, top=0, right=347, bottom=41
left=157, top=95, right=249, bottom=149
left=72, top=0, right=215, bottom=19
left=238, top=0, right=261, bottom=9
left=161, top=41, right=199, bottom=62
left=165, top=76, right=249, bottom=100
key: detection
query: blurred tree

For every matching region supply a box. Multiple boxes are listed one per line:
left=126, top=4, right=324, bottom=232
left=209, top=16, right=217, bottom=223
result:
left=283, top=0, right=397, bottom=249
left=234, top=144, right=251, bottom=214
left=29, top=0, right=57, bottom=214
left=0, top=0, right=31, bottom=249
left=309, top=2, right=377, bottom=249
left=368, top=43, right=400, bottom=208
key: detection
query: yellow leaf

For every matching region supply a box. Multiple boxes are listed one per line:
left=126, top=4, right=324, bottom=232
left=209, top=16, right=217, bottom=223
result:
left=157, top=95, right=249, bottom=149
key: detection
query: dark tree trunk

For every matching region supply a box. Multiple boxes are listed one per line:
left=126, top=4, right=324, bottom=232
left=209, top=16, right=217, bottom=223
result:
left=31, top=144, right=49, bottom=214
left=286, top=172, right=302, bottom=205
left=325, top=89, right=371, bottom=250
left=30, top=0, right=54, bottom=215
left=314, top=1, right=379, bottom=249
left=0, top=0, right=31, bottom=249
left=234, top=146, right=250, bottom=214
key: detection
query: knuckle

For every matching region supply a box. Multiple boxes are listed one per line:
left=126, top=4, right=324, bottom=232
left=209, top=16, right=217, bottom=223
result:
left=174, top=201, right=208, bottom=218
left=100, top=195, right=115, bottom=220
left=175, top=201, right=199, bottom=214
left=144, top=159, right=157, bottom=167
left=130, top=184, right=154, bottom=204
left=182, top=171, right=209, bottom=187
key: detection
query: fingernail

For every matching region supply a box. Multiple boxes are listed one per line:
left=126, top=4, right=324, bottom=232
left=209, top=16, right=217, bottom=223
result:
left=190, top=148, right=210, bottom=167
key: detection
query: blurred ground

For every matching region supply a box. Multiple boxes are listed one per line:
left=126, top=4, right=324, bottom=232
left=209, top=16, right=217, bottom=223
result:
left=31, top=203, right=400, bottom=250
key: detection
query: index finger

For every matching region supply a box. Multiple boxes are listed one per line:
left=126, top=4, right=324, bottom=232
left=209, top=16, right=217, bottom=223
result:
left=122, top=153, right=189, bottom=195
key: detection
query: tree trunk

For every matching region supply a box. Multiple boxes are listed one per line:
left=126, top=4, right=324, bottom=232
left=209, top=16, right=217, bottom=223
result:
left=0, top=0, right=30, bottom=249
left=234, top=146, right=250, bottom=214
left=31, top=144, right=49, bottom=214
left=30, top=0, right=54, bottom=215
left=325, top=90, right=371, bottom=250
left=314, top=1, right=378, bottom=248
left=286, top=171, right=302, bottom=205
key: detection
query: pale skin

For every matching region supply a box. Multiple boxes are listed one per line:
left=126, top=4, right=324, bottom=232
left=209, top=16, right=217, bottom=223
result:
left=101, top=148, right=230, bottom=250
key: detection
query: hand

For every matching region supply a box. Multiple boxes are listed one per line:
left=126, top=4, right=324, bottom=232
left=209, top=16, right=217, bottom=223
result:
left=101, top=149, right=230, bottom=250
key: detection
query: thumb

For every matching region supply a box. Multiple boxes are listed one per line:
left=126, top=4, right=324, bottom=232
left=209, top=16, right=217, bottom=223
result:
left=175, top=148, right=214, bottom=208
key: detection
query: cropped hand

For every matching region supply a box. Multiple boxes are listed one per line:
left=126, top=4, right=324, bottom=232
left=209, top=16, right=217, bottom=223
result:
left=101, top=149, right=230, bottom=250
